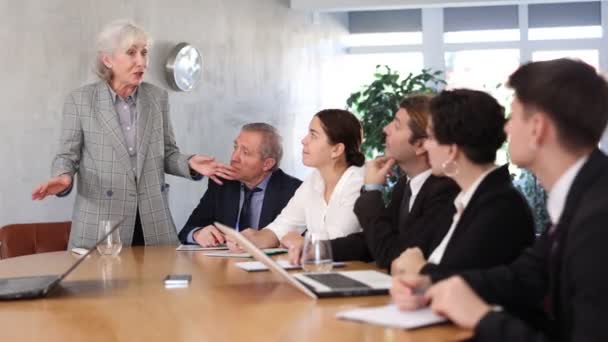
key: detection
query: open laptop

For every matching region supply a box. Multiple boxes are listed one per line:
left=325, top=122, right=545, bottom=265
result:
left=215, top=222, right=392, bottom=299
left=0, top=218, right=124, bottom=300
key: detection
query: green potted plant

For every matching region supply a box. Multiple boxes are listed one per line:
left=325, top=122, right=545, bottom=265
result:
left=513, top=168, right=549, bottom=235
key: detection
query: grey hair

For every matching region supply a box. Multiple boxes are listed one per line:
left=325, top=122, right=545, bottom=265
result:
left=241, top=123, right=283, bottom=171
left=94, top=20, right=152, bottom=81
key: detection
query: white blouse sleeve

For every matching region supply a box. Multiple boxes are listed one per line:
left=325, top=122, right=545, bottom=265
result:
left=325, top=166, right=364, bottom=238
left=264, top=176, right=309, bottom=240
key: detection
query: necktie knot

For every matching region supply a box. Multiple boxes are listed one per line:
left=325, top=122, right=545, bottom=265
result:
left=243, top=186, right=261, bottom=196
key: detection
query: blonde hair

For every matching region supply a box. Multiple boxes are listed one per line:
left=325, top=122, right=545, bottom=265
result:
left=94, top=20, right=152, bottom=81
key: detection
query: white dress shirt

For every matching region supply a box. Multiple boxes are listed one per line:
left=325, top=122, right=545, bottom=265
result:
left=408, top=169, right=433, bottom=211
left=427, top=166, right=497, bottom=265
left=547, top=156, right=588, bottom=225
left=265, top=165, right=364, bottom=240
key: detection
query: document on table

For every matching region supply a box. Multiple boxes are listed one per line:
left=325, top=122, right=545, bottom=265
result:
left=336, top=304, right=446, bottom=329
left=235, top=260, right=346, bottom=272
left=203, top=248, right=288, bottom=258
left=176, top=244, right=228, bottom=251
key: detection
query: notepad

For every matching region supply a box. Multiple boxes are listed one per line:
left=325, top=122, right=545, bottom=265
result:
left=336, top=304, right=446, bottom=329
left=176, top=244, right=229, bottom=251
left=203, top=248, right=288, bottom=258
left=235, top=260, right=346, bottom=272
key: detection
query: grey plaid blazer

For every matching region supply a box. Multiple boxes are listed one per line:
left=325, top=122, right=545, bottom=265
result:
left=52, top=81, right=197, bottom=248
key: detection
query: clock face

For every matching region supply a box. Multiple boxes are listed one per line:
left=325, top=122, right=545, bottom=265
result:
left=165, top=43, right=203, bottom=91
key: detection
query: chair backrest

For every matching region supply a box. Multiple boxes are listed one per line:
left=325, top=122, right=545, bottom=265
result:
left=0, top=222, right=71, bottom=259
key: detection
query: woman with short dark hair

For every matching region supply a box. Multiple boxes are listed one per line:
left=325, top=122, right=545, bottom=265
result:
left=391, top=88, right=535, bottom=282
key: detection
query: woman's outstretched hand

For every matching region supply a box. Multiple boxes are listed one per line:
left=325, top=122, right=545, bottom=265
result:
left=32, top=174, right=72, bottom=200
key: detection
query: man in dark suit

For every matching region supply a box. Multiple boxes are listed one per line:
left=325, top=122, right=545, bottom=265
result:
left=331, top=94, right=459, bottom=268
left=391, top=59, right=608, bottom=342
left=179, top=123, right=301, bottom=246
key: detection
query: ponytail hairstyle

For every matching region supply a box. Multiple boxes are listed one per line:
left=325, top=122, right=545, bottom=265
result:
left=315, top=109, right=365, bottom=167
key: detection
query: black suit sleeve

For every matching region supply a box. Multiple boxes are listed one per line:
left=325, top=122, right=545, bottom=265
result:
left=330, top=178, right=405, bottom=263
left=356, top=179, right=457, bottom=269
left=331, top=232, right=373, bottom=262
left=467, top=210, right=608, bottom=342
left=178, top=180, right=218, bottom=243
left=461, top=238, right=548, bottom=310
left=421, top=192, right=535, bottom=282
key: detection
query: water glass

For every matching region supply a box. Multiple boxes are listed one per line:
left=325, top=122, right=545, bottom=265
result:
left=97, top=220, right=123, bottom=257
left=300, top=230, right=333, bottom=273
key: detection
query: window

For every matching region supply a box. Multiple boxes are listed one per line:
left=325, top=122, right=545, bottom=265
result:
left=343, top=32, right=422, bottom=47
left=443, top=5, right=519, bottom=43
left=528, top=2, right=601, bottom=40
left=529, top=25, right=602, bottom=40
left=532, top=50, right=599, bottom=70
left=444, top=29, right=519, bottom=44
left=445, top=49, right=520, bottom=93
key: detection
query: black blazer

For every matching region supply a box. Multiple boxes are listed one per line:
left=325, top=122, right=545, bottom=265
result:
left=464, top=150, right=608, bottom=342
left=178, top=169, right=302, bottom=243
left=331, top=174, right=460, bottom=268
left=420, top=165, right=535, bottom=281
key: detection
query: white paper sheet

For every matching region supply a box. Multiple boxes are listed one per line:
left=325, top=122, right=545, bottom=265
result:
left=336, top=304, right=446, bottom=329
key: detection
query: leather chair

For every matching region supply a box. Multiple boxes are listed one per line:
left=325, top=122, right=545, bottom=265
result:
left=0, top=222, right=71, bottom=259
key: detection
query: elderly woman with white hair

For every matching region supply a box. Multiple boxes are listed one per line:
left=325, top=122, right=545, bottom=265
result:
left=32, top=20, right=236, bottom=248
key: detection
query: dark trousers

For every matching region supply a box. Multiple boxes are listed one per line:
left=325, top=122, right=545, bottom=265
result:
left=132, top=209, right=145, bottom=246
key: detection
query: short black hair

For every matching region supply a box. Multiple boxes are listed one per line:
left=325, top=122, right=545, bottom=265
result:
left=508, top=58, right=608, bottom=151
left=430, top=89, right=506, bottom=164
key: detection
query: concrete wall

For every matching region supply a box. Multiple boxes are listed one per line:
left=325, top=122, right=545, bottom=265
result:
left=0, top=0, right=348, bottom=231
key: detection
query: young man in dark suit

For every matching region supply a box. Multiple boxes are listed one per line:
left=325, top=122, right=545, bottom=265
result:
left=331, top=94, right=460, bottom=268
left=178, top=123, right=301, bottom=246
left=392, top=59, right=608, bottom=342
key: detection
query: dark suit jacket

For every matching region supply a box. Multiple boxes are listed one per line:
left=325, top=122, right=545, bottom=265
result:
left=331, top=174, right=460, bottom=268
left=463, top=150, right=608, bottom=342
left=178, top=169, right=302, bottom=243
left=420, top=165, right=535, bottom=282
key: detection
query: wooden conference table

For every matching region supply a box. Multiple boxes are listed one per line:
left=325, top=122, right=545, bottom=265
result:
left=0, top=247, right=472, bottom=342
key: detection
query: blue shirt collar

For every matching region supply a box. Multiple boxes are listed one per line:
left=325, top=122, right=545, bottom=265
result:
left=241, top=171, right=273, bottom=192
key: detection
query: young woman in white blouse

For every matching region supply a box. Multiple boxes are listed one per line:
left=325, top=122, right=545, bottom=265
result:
left=227, top=109, right=366, bottom=253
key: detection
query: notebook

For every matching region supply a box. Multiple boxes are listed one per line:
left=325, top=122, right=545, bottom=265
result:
left=336, top=304, right=447, bottom=329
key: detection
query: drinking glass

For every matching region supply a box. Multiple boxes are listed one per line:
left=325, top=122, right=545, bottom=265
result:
left=96, top=220, right=122, bottom=257
left=300, top=230, right=333, bottom=273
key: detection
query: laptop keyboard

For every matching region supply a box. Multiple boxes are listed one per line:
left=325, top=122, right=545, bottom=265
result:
left=305, top=273, right=370, bottom=290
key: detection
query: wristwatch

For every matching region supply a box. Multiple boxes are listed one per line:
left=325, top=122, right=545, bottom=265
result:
left=360, top=184, right=384, bottom=194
